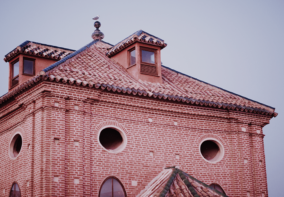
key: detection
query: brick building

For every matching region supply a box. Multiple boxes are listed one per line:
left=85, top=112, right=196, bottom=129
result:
left=0, top=21, right=277, bottom=197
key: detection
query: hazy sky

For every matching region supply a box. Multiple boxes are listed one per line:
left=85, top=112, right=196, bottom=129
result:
left=0, top=0, right=283, bottom=196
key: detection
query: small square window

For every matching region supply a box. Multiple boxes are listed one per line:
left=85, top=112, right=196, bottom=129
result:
left=142, top=50, right=155, bottom=64
left=23, top=58, right=35, bottom=75
left=130, top=49, right=136, bottom=66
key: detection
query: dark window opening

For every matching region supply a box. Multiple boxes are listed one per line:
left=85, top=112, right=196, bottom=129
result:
left=99, top=128, right=123, bottom=150
left=9, top=183, right=21, bottom=197
left=200, top=140, right=220, bottom=161
left=99, top=177, right=126, bottom=197
left=129, top=49, right=136, bottom=66
left=209, top=183, right=226, bottom=194
left=23, top=58, right=35, bottom=75
left=10, top=134, right=22, bottom=158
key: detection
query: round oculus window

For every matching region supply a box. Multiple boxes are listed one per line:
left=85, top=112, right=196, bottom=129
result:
left=9, top=133, right=23, bottom=159
left=98, top=127, right=127, bottom=153
left=200, top=139, right=224, bottom=163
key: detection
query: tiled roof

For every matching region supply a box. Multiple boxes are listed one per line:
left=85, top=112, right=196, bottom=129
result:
left=137, top=167, right=228, bottom=197
left=0, top=36, right=277, bottom=117
left=106, top=30, right=167, bottom=57
left=4, top=41, right=76, bottom=62
left=43, top=40, right=276, bottom=116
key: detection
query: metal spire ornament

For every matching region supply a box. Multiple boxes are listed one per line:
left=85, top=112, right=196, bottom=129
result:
left=92, top=15, right=104, bottom=40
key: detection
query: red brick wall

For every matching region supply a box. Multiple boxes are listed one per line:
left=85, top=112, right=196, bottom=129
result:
left=0, top=82, right=271, bottom=196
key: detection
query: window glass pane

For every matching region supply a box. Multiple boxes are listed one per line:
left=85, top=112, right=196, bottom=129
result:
left=100, top=178, right=112, bottom=197
left=15, top=184, right=19, bottom=191
left=210, top=184, right=225, bottom=194
left=130, top=50, right=136, bottom=65
left=13, top=61, right=19, bottom=77
left=10, top=183, right=21, bottom=197
left=113, top=179, right=125, bottom=197
left=142, top=50, right=155, bottom=64
left=23, top=59, right=34, bottom=75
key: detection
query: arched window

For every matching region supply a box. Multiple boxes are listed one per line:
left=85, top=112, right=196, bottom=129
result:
left=209, top=183, right=226, bottom=194
left=99, top=177, right=126, bottom=197
left=9, top=183, right=21, bottom=197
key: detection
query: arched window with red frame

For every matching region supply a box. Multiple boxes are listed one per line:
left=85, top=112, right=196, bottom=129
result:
left=99, top=177, right=126, bottom=197
left=9, top=182, right=21, bottom=197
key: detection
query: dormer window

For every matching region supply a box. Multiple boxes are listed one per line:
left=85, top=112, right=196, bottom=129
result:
left=140, top=47, right=157, bottom=76
left=109, top=30, right=165, bottom=83
left=12, top=60, right=19, bottom=87
left=23, top=58, right=35, bottom=75
left=128, top=48, right=136, bottom=67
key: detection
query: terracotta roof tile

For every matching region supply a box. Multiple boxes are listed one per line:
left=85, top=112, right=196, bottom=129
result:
left=106, top=30, right=167, bottom=57
left=4, top=41, right=76, bottom=62
left=0, top=38, right=277, bottom=117
left=137, top=167, right=228, bottom=197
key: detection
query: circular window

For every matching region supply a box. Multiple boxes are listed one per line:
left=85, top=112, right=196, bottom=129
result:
left=9, top=133, right=23, bottom=159
left=98, top=127, right=127, bottom=153
left=200, top=139, right=224, bottom=163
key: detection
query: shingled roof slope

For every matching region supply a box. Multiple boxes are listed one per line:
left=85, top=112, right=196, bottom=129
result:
left=137, top=167, right=228, bottom=197
left=45, top=39, right=275, bottom=114
left=4, top=41, right=76, bottom=62
left=1, top=35, right=277, bottom=117
left=161, top=66, right=275, bottom=111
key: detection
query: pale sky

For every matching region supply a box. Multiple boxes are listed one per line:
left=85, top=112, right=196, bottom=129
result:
left=0, top=1, right=283, bottom=196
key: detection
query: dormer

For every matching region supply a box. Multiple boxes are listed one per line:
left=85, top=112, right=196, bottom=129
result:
left=106, top=30, right=167, bottom=83
left=4, top=41, right=75, bottom=91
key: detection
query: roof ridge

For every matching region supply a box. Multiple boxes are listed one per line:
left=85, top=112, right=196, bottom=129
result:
left=157, top=168, right=228, bottom=197
left=4, top=40, right=31, bottom=57
left=158, top=168, right=178, bottom=197
left=180, top=170, right=228, bottom=197
left=43, top=40, right=98, bottom=73
left=43, top=40, right=149, bottom=91
left=162, top=65, right=275, bottom=110
left=137, top=30, right=164, bottom=42
left=30, top=41, right=76, bottom=51
left=99, top=40, right=114, bottom=47
left=4, top=40, right=75, bottom=58
left=111, top=30, right=141, bottom=47
left=177, top=170, right=200, bottom=197
left=90, top=43, right=151, bottom=91
left=111, top=29, right=164, bottom=48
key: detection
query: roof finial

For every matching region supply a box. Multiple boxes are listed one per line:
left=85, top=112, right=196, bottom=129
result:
left=92, top=15, right=104, bottom=41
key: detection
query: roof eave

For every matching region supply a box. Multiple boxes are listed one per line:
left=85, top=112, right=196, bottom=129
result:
left=162, top=65, right=276, bottom=111
left=0, top=75, right=277, bottom=118
left=3, top=41, right=76, bottom=63
left=106, top=40, right=167, bottom=58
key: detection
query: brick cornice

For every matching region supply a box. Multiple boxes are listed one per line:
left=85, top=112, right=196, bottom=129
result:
left=0, top=84, right=270, bottom=129
left=0, top=76, right=277, bottom=119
